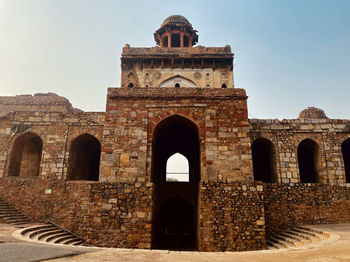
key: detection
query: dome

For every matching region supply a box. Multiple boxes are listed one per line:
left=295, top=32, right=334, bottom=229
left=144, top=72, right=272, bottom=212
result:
left=161, top=15, right=192, bottom=28
left=298, top=107, right=328, bottom=119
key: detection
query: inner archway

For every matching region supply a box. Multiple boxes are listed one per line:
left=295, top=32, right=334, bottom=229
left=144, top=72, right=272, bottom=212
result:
left=341, top=138, right=350, bottom=183
left=8, top=132, right=42, bottom=177
left=166, top=153, right=189, bottom=182
left=297, top=139, right=320, bottom=183
left=68, top=134, right=101, bottom=181
left=151, top=115, right=200, bottom=250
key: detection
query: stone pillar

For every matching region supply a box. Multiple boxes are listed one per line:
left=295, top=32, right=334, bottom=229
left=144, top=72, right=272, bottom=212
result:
left=168, top=33, right=172, bottom=48
left=180, top=33, right=184, bottom=48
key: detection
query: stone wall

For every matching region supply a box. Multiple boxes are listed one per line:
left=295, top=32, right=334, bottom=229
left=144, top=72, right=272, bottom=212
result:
left=250, top=118, right=350, bottom=184
left=0, top=177, right=153, bottom=248
left=264, top=183, right=350, bottom=235
left=200, top=181, right=265, bottom=251
left=0, top=111, right=104, bottom=179
left=102, top=87, right=252, bottom=183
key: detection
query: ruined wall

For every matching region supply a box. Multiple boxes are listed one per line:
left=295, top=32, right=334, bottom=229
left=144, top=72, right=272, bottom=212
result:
left=0, top=93, right=81, bottom=117
left=250, top=119, right=350, bottom=184
left=264, top=183, right=350, bottom=235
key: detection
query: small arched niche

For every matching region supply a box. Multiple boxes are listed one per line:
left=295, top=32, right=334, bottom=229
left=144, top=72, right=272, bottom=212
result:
left=251, top=138, right=277, bottom=182
left=341, top=138, right=350, bottom=183
left=8, top=132, right=42, bottom=177
left=159, top=75, right=197, bottom=88
left=297, top=138, right=320, bottom=183
left=166, top=153, right=189, bottom=182
left=68, top=134, right=101, bottom=181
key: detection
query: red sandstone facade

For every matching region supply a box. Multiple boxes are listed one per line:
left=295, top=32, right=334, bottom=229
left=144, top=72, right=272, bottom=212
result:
left=0, top=15, right=349, bottom=251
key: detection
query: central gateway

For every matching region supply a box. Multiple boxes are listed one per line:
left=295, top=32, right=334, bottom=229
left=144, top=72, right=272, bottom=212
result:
left=102, top=15, right=265, bottom=251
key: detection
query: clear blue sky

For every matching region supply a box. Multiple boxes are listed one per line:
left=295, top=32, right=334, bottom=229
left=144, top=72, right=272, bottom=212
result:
left=1, top=0, right=349, bottom=119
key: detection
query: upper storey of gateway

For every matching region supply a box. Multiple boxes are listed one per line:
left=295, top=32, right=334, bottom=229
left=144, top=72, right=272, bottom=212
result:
left=121, top=15, right=234, bottom=89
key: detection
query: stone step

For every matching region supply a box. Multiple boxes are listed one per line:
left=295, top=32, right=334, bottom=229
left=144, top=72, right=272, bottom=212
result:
left=22, top=225, right=57, bottom=236
left=46, top=232, right=72, bottom=242
left=266, top=225, right=330, bottom=249
left=29, top=228, right=65, bottom=239
left=20, top=223, right=86, bottom=246
left=38, top=229, right=67, bottom=241
left=54, top=235, right=79, bottom=244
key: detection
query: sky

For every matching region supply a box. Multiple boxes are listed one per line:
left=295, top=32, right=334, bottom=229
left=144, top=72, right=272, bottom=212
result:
left=0, top=0, right=349, bottom=119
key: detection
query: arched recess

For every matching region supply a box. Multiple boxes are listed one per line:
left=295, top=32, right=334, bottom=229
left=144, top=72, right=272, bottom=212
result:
left=341, top=138, right=350, bottom=183
left=251, top=138, right=277, bottom=182
left=159, top=75, right=197, bottom=88
left=8, top=132, right=42, bottom=177
left=151, top=115, right=200, bottom=250
left=297, top=139, right=320, bottom=183
left=67, top=134, right=101, bottom=181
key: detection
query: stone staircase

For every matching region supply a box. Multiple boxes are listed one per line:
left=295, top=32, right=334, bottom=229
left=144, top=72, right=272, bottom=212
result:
left=266, top=225, right=330, bottom=249
left=0, top=196, right=85, bottom=246
left=0, top=197, right=31, bottom=225
left=21, top=221, right=85, bottom=246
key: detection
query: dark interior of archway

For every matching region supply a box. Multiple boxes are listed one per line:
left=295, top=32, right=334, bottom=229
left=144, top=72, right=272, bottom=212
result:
left=298, top=139, right=319, bottom=183
left=183, top=35, right=189, bottom=47
left=342, top=139, right=350, bottom=183
left=152, top=115, right=199, bottom=250
left=8, top=133, right=42, bottom=177
left=252, top=138, right=276, bottom=182
left=68, top=134, right=101, bottom=181
left=157, top=197, right=195, bottom=250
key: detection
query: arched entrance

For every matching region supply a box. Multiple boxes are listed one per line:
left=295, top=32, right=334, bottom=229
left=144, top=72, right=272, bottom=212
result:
left=297, top=139, right=320, bottom=183
left=251, top=138, right=277, bottom=182
left=151, top=115, right=200, bottom=250
left=341, top=138, right=350, bottom=183
left=8, top=132, right=42, bottom=177
left=67, top=134, right=101, bottom=181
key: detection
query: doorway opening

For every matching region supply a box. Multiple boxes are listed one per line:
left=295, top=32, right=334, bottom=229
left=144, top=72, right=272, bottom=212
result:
left=151, top=115, right=200, bottom=250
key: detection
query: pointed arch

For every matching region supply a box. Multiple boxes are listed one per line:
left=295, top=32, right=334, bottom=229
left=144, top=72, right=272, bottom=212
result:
left=68, top=133, right=101, bottom=181
left=8, top=132, right=42, bottom=177
left=151, top=114, right=200, bottom=250
left=251, top=138, right=277, bottom=182
left=159, top=75, right=197, bottom=88
left=166, top=153, right=189, bottom=182
left=152, top=114, right=200, bottom=183
left=297, top=138, right=320, bottom=183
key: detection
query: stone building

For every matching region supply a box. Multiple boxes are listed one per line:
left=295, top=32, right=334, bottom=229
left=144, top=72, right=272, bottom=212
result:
left=0, top=15, right=349, bottom=251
